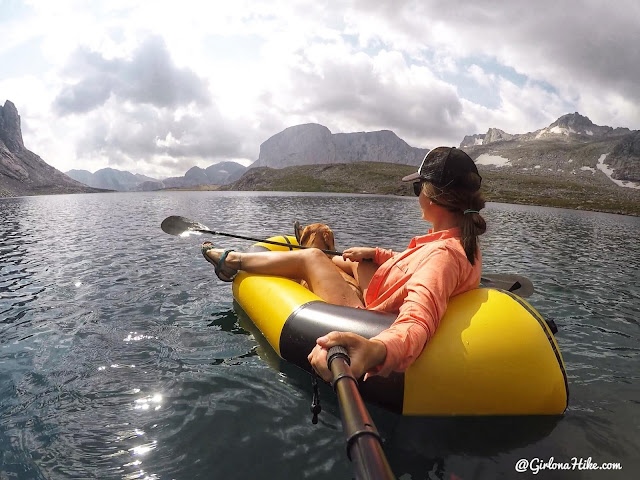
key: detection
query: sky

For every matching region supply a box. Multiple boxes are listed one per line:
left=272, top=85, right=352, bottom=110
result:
left=1, top=0, right=639, bottom=179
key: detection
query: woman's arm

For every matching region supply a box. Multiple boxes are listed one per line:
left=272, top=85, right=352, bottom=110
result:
left=369, top=247, right=463, bottom=375
left=308, top=247, right=465, bottom=380
left=342, top=247, right=376, bottom=262
left=308, top=332, right=387, bottom=382
left=341, top=246, right=396, bottom=264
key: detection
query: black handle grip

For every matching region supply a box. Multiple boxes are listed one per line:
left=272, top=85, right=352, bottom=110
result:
left=327, top=345, right=350, bottom=368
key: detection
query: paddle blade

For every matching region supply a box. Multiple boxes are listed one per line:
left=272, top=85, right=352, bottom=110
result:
left=480, top=273, right=534, bottom=297
left=161, top=216, right=210, bottom=237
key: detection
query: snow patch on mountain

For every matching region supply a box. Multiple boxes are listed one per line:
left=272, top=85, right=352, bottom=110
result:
left=475, top=154, right=511, bottom=167
left=549, top=126, right=570, bottom=135
left=596, top=154, right=640, bottom=189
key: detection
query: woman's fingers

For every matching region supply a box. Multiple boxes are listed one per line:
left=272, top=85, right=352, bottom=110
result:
left=343, top=247, right=376, bottom=262
left=310, top=330, right=387, bottom=381
left=342, top=247, right=368, bottom=262
left=316, top=331, right=352, bottom=348
left=308, top=343, right=332, bottom=382
left=309, top=332, right=358, bottom=382
left=313, top=332, right=380, bottom=379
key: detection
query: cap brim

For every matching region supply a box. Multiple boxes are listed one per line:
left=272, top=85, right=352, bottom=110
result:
left=402, top=172, right=421, bottom=182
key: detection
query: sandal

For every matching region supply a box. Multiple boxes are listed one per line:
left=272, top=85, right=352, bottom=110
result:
left=201, top=242, right=238, bottom=282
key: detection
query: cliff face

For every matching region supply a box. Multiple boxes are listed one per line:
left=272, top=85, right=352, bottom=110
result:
left=251, top=123, right=427, bottom=168
left=0, top=100, right=101, bottom=197
left=0, top=100, right=25, bottom=153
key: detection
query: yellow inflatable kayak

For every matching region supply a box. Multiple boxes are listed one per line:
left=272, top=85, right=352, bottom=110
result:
left=232, top=236, right=568, bottom=416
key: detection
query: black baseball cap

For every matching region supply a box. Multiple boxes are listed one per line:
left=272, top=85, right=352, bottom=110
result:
left=402, top=147, right=481, bottom=190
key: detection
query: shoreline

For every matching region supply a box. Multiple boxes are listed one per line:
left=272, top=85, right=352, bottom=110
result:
left=2, top=186, right=637, bottom=217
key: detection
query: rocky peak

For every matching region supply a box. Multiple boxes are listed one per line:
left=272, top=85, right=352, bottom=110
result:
left=544, top=112, right=613, bottom=137
left=460, top=134, right=485, bottom=148
left=0, top=100, right=25, bottom=153
left=484, top=128, right=514, bottom=145
left=461, top=112, right=626, bottom=148
left=551, top=112, right=594, bottom=130
left=459, top=128, right=514, bottom=148
left=184, top=166, right=209, bottom=183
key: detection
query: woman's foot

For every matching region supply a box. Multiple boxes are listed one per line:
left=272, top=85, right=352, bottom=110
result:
left=201, top=242, right=240, bottom=282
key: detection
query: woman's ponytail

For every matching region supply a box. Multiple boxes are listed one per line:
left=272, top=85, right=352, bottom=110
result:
left=460, top=193, right=486, bottom=265
left=422, top=182, right=486, bottom=265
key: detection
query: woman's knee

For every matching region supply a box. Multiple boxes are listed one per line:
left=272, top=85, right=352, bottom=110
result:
left=299, top=248, right=333, bottom=274
left=302, top=247, right=330, bottom=263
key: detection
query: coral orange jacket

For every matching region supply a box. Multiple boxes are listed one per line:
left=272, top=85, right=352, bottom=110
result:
left=365, top=228, right=482, bottom=377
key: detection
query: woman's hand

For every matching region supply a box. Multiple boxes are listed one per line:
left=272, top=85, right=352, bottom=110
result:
left=307, top=331, right=387, bottom=383
left=342, top=247, right=376, bottom=263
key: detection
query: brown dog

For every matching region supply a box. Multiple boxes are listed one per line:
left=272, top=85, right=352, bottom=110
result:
left=294, top=222, right=364, bottom=303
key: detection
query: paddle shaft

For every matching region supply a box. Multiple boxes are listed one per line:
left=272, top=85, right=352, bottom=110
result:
left=328, top=346, right=396, bottom=480
left=192, top=228, right=342, bottom=256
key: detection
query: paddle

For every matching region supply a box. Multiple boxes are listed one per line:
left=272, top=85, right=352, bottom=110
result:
left=161, top=215, right=534, bottom=297
left=161, top=215, right=342, bottom=256
left=327, top=346, right=396, bottom=480
left=480, top=274, right=534, bottom=297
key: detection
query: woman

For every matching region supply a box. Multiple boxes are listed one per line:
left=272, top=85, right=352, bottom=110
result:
left=201, top=147, right=486, bottom=383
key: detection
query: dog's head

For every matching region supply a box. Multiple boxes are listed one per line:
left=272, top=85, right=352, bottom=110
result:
left=296, top=223, right=335, bottom=251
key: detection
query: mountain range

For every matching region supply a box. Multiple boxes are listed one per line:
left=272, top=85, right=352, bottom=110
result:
left=137, top=161, right=247, bottom=191
left=1, top=98, right=638, bottom=213
left=65, top=161, right=247, bottom=192
left=65, top=123, right=424, bottom=191
left=459, top=112, right=639, bottom=187
left=65, top=168, right=157, bottom=191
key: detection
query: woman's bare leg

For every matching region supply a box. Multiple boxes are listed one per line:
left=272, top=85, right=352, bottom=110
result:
left=203, top=246, right=364, bottom=308
left=332, top=256, right=378, bottom=295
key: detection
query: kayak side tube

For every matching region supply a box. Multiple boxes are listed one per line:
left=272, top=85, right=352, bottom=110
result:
left=232, top=237, right=568, bottom=416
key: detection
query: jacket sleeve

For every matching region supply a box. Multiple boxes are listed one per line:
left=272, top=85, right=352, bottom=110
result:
left=368, top=246, right=463, bottom=377
left=374, top=247, right=396, bottom=264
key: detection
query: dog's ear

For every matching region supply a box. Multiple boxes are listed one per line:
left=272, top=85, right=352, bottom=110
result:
left=294, top=221, right=302, bottom=243
left=322, top=228, right=335, bottom=251
left=299, top=226, right=312, bottom=247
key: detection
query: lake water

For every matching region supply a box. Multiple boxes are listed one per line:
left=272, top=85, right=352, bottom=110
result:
left=1, top=191, right=638, bottom=480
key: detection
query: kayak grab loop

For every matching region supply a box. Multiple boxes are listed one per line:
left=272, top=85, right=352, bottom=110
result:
left=310, top=371, right=322, bottom=424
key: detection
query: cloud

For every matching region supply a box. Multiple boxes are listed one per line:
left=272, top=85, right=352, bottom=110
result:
left=253, top=43, right=473, bottom=148
left=462, top=77, right=573, bottom=137
left=54, top=36, right=210, bottom=114
left=46, top=35, right=242, bottom=177
left=344, top=0, right=640, bottom=127
left=71, top=98, right=247, bottom=177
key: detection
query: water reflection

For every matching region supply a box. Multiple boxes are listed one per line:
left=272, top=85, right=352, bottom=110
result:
left=134, top=394, right=163, bottom=411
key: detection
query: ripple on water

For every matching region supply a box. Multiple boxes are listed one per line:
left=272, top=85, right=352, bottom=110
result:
left=0, top=193, right=639, bottom=479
